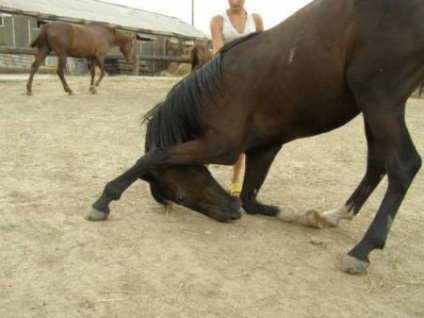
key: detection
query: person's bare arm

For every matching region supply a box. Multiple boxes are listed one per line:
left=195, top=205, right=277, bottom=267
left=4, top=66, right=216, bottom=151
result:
left=252, top=13, right=264, bottom=32
left=210, top=15, right=224, bottom=54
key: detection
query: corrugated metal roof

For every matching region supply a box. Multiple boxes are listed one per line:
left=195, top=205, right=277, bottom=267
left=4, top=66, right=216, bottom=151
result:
left=0, top=0, right=208, bottom=39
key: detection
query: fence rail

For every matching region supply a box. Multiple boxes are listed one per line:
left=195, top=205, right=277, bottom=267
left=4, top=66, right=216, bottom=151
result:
left=0, top=46, right=191, bottom=75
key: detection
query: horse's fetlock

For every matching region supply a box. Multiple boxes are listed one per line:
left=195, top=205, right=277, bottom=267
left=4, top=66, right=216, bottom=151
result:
left=104, top=184, right=121, bottom=200
left=369, top=235, right=386, bottom=250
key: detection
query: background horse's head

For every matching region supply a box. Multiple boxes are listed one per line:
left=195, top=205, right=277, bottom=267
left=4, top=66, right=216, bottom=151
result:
left=113, top=28, right=133, bottom=63
left=190, top=44, right=213, bottom=71
left=119, top=37, right=133, bottom=64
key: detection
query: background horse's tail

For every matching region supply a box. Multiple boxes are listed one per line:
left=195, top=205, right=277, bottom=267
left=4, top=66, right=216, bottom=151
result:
left=30, top=24, right=50, bottom=50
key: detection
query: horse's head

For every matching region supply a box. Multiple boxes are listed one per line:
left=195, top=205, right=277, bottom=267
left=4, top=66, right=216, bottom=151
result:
left=190, top=44, right=213, bottom=71
left=120, top=38, right=133, bottom=64
left=142, top=165, right=242, bottom=222
left=139, top=57, right=238, bottom=221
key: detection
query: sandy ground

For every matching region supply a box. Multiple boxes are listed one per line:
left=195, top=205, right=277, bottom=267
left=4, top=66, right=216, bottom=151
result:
left=1, top=75, right=423, bottom=318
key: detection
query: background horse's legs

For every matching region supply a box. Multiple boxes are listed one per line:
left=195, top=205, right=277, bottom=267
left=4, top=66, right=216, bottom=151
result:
left=26, top=47, right=51, bottom=95
left=316, top=120, right=386, bottom=227
left=56, top=54, right=73, bottom=95
left=89, top=58, right=97, bottom=94
left=92, top=57, right=106, bottom=93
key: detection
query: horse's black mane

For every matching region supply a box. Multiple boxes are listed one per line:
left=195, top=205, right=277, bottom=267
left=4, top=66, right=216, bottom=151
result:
left=143, top=56, right=222, bottom=151
left=142, top=32, right=260, bottom=152
left=219, top=32, right=259, bottom=54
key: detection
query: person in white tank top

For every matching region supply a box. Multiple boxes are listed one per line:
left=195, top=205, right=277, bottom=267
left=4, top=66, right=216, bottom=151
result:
left=221, top=8, right=257, bottom=43
left=210, top=0, right=264, bottom=196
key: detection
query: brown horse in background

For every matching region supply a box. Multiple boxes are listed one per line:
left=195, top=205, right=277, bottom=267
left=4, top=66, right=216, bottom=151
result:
left=26, top=21, right=133, bottom=95
left=190, top=44, right=212, bottom=71
left=88, top=0, right=424, bottom=274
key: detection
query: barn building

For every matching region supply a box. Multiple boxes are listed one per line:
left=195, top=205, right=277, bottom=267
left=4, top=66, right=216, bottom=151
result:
left=0, top=0, right=209, bottom=75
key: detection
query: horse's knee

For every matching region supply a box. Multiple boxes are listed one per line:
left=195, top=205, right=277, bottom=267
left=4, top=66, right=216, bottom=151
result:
left=211, top=146, right=241, bottom=165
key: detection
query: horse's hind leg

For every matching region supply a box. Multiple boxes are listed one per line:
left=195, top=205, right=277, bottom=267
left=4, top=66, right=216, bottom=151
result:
left=308, top=120, right=387, bottom=229
left=56, top=54, right=73, bottom=95
left=343, top=87, right=421, bottom=274
left=26, top=47, right=50, bottom=95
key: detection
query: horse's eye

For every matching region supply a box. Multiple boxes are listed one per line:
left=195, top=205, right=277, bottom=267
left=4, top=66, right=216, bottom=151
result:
left=176, top=195, right=184, bottom=204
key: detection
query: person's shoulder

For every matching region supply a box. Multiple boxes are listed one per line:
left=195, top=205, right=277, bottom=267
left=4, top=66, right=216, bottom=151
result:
left=251, top=13, right=264, bottom=31
left=251, top=13, right=263, bottom=20
left=210, top=14, right=224, bottom=32
left=210, top=14, right=224, bottom=24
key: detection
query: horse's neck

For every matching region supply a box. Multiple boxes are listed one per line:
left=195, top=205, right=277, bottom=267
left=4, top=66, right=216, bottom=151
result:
left=114, top=31, right=129, bottom=46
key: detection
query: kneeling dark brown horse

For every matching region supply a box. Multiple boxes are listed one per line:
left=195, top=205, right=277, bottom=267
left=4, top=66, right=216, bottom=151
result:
left=27, top=21, right=133, bottom=95
left=88, top=0, right=424, bottom=274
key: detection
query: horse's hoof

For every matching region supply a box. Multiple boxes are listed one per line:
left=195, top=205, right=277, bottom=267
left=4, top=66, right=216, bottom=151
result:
left=304, top=210, right=325, bottom=228
left=68, top=91, right=75, bottom=96
left=84, top=208, right=109, bottom=221
left=341, top=255, right=369, bottom=274
left=89, top=87, right=97, bottom=94
left=276, top=207, right=298, bottom=222
left=26, top=91, right=32, bottom=96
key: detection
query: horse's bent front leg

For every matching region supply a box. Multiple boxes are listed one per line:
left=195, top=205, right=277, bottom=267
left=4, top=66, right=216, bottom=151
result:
left=87, top=155, right=149, bottom=221
left=242, top=144, right=321, bottom=226
left=241, top=144, right=282, bottom=216
left=87, top=137, right=240, bottom=221
left=57, top=54, right=73, bottom=95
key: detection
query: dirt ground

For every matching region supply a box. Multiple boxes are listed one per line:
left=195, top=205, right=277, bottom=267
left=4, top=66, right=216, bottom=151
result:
left=1, top=75, right=423, bottom=318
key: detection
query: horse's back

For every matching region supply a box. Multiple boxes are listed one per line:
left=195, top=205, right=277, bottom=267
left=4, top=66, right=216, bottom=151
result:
left=344, top=0, right=424, bottom=100
left=44, top=22, right=109, bottom=57
left=214, top=0, right=424, bottom=142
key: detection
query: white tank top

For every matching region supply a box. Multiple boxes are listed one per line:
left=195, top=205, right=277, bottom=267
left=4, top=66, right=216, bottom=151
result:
left=221, top=10, right=256, bottom=44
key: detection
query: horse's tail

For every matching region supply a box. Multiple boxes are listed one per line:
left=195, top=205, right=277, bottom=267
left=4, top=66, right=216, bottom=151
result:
left=30, top=24, right=50, bottom=50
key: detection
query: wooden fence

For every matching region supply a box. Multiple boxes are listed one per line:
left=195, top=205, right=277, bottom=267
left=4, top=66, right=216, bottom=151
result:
left=0, top=46, right=191, bottom=75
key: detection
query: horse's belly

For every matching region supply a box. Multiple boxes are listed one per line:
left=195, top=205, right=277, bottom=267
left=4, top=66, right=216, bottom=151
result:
left=257, top=88, right=361, bottom=143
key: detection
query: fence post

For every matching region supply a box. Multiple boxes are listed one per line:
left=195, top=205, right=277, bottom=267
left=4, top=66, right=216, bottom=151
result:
left=132, top=54, right=140, bottom=76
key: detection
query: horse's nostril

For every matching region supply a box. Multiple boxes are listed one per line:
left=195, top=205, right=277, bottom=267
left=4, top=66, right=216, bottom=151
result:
left=228, top=210, right=242, bottom=221
left=229, top=197, right=242, bottom=210
left=175, top=195, right=184, bottom=204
